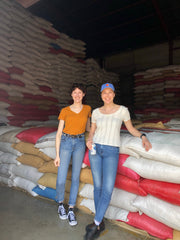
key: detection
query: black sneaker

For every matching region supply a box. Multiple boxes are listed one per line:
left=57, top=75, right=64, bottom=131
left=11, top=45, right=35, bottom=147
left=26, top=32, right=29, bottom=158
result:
left=84, top=223, right=101, bottom=240
left=85, top=221, right=105, bottom=239
left=67, top=208, right=77, bottom=226
left=86, top=220, right=105, bottom=232
left=58, top=203, right=67, bottom=220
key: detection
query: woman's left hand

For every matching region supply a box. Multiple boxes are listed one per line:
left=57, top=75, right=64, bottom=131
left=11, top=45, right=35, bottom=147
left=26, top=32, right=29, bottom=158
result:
left=142, top=136, right=152, bottom=151
left=86, top=140, right=93, bottom=150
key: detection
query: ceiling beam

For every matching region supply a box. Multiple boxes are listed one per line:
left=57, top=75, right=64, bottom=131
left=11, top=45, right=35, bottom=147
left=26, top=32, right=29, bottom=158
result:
left=151, top=0, right=174, bottom=64
left=151, top=0, right=171, bottom=41
left=80, top=0, right=147, bottom=26
left=16, top=0, right=40, bottom=8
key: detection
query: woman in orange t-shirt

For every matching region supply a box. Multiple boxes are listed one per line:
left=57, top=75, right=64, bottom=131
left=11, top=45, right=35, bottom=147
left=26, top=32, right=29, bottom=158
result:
left=54, top=83, right=91, bottom=226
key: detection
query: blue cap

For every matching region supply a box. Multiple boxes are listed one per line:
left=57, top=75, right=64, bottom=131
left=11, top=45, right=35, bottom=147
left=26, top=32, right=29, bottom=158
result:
left=100, top=83, right=115, bottom=92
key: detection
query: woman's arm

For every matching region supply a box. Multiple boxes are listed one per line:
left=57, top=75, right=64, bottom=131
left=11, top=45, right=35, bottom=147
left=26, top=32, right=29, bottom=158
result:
left=54, top=119, right=64, bottom=167
left=124, top=119, right=152, bottom=151
left=85, top=117, right=91, bottom=132
left=86, top=122, right=97, bottom=150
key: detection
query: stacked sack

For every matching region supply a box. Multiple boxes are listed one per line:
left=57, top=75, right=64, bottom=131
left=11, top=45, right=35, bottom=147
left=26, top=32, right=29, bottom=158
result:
left=31, top=130, right=92, bottom=205
left=1, top=124, right=180, bottom=239
left=0, top=0, right=87, bottom=127
left=0, top=126, right=57, bottom=196
left=85, top=58, right=120, bottom=109
left=0, top=0, right=120, bottom=126
left=79, top=126, right=180, bottom=240
left=134, top=65, right=180, bottom=121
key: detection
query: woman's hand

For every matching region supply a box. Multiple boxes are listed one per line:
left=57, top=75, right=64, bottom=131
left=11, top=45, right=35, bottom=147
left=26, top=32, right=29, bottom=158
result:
left=142, top=136, right=152, bottom=151
left=54, top=156, right=60, bottom=167
left=86, top=122, right=96, bottom=150
left=86, top=139, right=93, bottom=150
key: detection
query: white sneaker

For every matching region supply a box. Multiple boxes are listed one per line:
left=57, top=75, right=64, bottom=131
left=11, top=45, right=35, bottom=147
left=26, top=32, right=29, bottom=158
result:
left=58, top=203, right=67, bottom=220
left=67, top=209, right=77, bottom=226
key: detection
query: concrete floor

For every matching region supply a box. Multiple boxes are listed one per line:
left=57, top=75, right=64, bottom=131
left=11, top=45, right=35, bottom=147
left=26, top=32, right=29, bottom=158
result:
left=0, top=185, right=154, bottom=240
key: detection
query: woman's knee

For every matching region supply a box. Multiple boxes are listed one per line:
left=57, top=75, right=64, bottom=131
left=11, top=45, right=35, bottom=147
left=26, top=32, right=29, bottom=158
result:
left=101, top=189, right=112, bottom=203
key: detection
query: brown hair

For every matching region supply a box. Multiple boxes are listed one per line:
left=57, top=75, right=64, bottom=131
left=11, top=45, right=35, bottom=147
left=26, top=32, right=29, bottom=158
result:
left=70, top=83, right=86, bottom=94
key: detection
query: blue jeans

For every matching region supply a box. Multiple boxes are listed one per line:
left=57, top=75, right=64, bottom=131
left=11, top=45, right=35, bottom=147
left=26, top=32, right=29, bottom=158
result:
left=89, top=144, right=119, bottom=223
left=56, top=134, right=85, bottom=206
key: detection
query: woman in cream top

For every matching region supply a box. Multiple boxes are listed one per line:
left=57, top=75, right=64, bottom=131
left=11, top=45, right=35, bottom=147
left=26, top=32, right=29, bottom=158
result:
left=84, top=82, right=152, bottom=240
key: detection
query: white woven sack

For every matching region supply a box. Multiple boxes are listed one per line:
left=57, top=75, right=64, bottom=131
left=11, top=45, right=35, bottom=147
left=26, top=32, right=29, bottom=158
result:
left=0, top=175, right=13, bottom=187
left=0, top=65, right=8, bottom=73
left=13, top=176, right=38, bottom=197
left=120, top=133, right=139, bottom=158
left=9, top=164, right=43, bottom=183
left=39, top=147, right=56, bottom=159
left=79, top=184, right=138, bottom=212
left=0, top=46, right=10, bottom=57
left=0, top=126, right=19, bottom=136
left=123, top=156, right=180, bottom=183
left=120, top=132, right=180, bottom=166
left=0, top=102, right=10, bottom=109
left=35, top=131, right=56, bottom=148
left=22, top=120, right=57, bottom=127
left=0, top=128, right=23, bottom=144
left=0, top=142, right=22, bottom=156
left=132, top=195, right=180, bottom=231
left=0, top=115, right=9, bottom=123
left=0, top=163, right=12, bottom=177
left=0, top=152, right=20, bottom=165
left=0, top=109, right=13, bottom=117
left=80, top=198, right=129, bottom=221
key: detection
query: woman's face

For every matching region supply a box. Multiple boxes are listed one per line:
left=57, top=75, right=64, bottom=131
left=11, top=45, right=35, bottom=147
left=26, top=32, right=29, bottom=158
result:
left=71, top=88, right=85, bottom=103
left=101, top=88, right=115, bottom=104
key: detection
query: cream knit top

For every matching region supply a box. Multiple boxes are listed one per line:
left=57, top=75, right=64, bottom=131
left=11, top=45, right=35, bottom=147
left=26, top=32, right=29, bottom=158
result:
left=92, top=106, right=130, bottom=147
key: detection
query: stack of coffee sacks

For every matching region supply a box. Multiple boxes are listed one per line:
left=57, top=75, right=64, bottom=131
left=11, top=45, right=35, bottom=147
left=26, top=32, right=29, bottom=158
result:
left=1, top=124, right=179, bottom=239
left=31, top=131, right=92, bottom=204
left=33, top=125, right=177, bottom=239
left=0, top=126, right=23, bottom=187
left=120, top=130, right=180, bottom=238
left=80, top=127, right=180, bottom=240
left=0, top=0, right=121, bottom=127
left=85, top=58, right=120, bottom=109
left=0, top=0, right=87, bottom=127
left=0, top=126, right=58, bottom=196
left=134, top=65, right=180, bottom=121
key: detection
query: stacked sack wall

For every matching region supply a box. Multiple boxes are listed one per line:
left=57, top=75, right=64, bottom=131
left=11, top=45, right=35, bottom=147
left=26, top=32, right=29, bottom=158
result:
left=0, top=0, right=120, bottom=127
left=0, top=0, right=87, bottom=127
left=0, top=122, right=180, bottom=239
left=134, top=65, right=180, bottom=120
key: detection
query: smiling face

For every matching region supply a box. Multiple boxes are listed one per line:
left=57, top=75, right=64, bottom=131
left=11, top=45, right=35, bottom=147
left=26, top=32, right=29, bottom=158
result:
left=71, top=87, right=85, bottom=103
left=101, top=88, right=115, bottom=104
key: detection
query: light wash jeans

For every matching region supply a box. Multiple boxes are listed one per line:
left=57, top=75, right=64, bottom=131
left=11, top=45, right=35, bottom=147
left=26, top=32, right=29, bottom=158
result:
left=56, top=134, right=85, bottom=206
left=89, top=143, right=119, bottom=223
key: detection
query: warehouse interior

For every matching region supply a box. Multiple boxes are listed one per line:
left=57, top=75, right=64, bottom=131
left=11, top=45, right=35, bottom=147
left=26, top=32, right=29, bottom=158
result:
left=0, top=0, right=180, bottom=240
left=28, top=0, right=180, bottom=117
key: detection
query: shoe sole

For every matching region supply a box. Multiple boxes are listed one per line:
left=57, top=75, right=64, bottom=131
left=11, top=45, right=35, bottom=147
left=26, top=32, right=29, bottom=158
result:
left=94, top=227, right=105, bottom=239
left=86, top=225, right=105, bottom=234
left=58, top=214, right=68, bottom=220
left=68, top=221, right=77, bottom=226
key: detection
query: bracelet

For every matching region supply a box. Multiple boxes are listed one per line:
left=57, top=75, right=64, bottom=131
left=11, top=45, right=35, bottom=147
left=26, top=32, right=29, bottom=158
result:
left=140, top=133, right=146, bottom=139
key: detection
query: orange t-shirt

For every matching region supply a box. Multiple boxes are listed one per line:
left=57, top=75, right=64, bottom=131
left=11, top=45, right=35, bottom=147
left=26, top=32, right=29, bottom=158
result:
left=58, top=105, right=91, bottom=135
